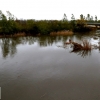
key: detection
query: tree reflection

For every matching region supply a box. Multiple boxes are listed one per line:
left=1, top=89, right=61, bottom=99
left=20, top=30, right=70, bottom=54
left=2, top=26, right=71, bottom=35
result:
left=1, top=35, right=89, bottom=58
left=1, top=38, right=10, bottom=58
left=0, top=36, right=70, bottom=58
left=1, top=38, right=19, bottom=58
left=37, top=36, right=69, bottom=47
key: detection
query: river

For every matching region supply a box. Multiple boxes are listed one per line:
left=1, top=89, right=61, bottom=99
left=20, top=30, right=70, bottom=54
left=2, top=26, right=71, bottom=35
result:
left=0, top=33, right=100, bottom=100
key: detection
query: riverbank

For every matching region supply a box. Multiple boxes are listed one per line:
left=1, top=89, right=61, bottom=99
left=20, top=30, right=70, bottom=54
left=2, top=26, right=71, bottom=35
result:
left=0, top=30, right=74, bottom=38
left=0, top=32, right=26, bottom=38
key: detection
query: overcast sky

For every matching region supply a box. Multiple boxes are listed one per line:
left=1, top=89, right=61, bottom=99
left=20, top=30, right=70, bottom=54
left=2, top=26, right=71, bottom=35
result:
left=1, top=0, right=100, bottom=20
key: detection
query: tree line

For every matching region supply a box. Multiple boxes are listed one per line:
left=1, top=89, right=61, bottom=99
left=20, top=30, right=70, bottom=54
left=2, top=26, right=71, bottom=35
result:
left=0, top=10, right=100, bottom=36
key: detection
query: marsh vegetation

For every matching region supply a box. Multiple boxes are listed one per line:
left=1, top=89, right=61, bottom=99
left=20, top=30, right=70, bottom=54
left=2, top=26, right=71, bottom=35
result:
left=0, top=10, right=100, bottom=37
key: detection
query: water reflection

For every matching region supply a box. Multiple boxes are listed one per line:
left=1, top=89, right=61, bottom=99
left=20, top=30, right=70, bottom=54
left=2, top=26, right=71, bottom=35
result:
left=37, top=36, right=69, bottom=47
left=0, top=38, right=17, bottom=58
left=71, top=49, right=91, bottom=58
left=0, top=36, right=70, bottom=58
left=0, top=33, right=99, bottom=58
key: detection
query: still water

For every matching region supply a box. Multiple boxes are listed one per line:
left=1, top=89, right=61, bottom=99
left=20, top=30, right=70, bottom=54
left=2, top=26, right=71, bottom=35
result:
left=0, top=34, right=100, bottom=100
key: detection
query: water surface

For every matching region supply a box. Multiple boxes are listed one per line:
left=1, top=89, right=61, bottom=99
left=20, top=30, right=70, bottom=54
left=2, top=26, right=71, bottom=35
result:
left=0, top=34, right=100, bottom=100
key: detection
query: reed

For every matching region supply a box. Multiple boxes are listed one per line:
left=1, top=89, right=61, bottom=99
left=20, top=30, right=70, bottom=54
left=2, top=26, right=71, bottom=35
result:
left=82, top=40, right=91, bottom=50
left=71, top=39, right=91, bottom=51
left=50, top=30, right=73, bottom=36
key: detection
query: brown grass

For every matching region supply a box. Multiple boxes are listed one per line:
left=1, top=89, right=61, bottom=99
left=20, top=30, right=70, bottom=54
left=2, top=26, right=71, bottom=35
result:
left=50, top=30, right=73, bottom=36
left=13, top=32, right=26, bottom=37
left=82, top=40, right=91, bottom=50
left=0, top=32, right=26, bottom=38
left=71, top=40, right=91, bottom=52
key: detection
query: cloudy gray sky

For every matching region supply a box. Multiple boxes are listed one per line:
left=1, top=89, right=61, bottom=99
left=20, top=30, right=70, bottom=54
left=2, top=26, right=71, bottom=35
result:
left=0, top=0, right=100, bottom=20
